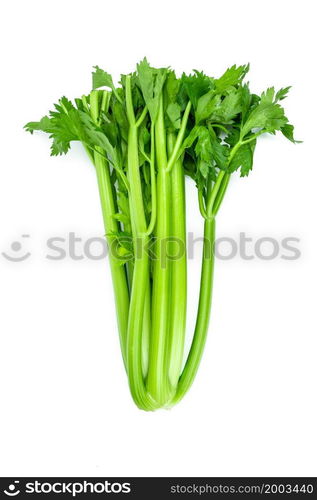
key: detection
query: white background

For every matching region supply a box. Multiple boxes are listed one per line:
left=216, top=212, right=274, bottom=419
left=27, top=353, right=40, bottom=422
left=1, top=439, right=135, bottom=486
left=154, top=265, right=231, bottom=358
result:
left=0, top=0, right=316, bottom=477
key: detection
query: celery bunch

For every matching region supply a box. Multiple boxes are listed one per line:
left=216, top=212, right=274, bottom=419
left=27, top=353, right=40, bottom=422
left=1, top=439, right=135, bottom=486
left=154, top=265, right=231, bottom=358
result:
left=25, top=60, right=296, bottom=410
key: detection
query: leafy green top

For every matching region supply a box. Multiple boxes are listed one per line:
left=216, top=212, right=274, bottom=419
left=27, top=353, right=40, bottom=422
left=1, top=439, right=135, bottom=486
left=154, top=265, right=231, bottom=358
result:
left=24, top=60, right=298, bottom=227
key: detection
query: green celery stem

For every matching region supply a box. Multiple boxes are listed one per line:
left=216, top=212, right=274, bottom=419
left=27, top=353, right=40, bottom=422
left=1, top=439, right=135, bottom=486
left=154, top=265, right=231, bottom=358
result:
left=165, top=132, right=187, bottom=393
left=125, top=108, right=156, bottom=409
left=147, top=97, right=171, bottom=406
left=172, top=217, right=215, bottom=405
left=93, top=149, right=130, bottom=368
